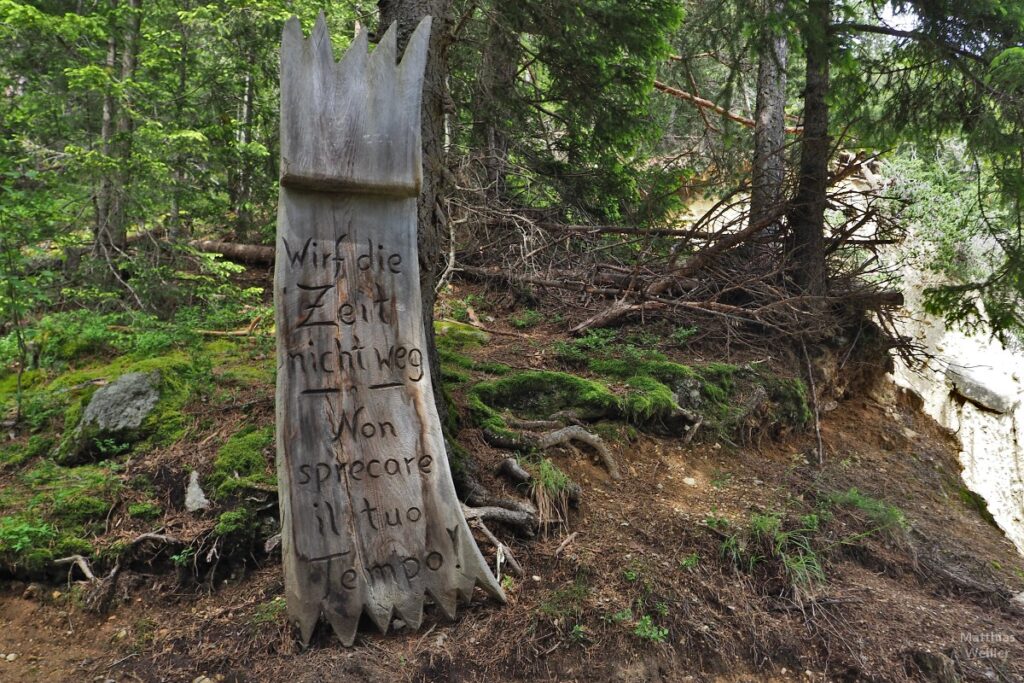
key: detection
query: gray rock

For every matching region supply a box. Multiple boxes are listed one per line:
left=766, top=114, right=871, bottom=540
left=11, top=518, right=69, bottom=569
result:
left=946, top=365, right=1020, bottom=414
left=60, top=372, right=160, bottom=462
left=185, top=470, right=211, bottom=512
left=82, top=372, right=160, bottom=433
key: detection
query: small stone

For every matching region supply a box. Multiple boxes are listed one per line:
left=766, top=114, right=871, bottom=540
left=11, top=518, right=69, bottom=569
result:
left=683, top=477, right=697, bottom=487
left=531, top=575, right=541, bottom=582
left=114, top=628, right=128, bottom=641
left=192, top=676, right=214, bottom=683
left=21, top=583, right=41, bottom=600
left=6, top=654, right=17, bottom=662
left=185, top=470, right=211, bottom=512
left=51, top=590, right=62, bottom=600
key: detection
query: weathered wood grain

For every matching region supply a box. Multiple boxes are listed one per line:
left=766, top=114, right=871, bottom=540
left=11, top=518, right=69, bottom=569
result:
left=275, top=13, right=503, bottom=647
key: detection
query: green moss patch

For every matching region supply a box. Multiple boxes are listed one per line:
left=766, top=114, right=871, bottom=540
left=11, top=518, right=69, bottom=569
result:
left=435, top=320, right=490, bottom=349
left=0, top=460, right=122, bottom=573
left=52, top=352, right=208, bottom=463
left=128, top=501, right=162, bottom=520
left=622, top=376, right=679, bottom=423
left=207, top=425, right=275, bottom=500
left=472, top=371, right=619, bottom=422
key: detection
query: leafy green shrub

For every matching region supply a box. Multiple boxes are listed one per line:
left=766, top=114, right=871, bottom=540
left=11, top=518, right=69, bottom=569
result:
left=633, top=614, right=669, bottom=643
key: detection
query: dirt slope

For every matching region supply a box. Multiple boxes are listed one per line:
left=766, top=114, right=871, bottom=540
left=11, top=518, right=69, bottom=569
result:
left=1, top=328, right=1023, bottom=683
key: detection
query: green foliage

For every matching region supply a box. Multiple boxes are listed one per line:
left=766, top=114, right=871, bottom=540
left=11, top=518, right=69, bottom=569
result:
left=724, top=510, right=826, bottom=590
left=538, top=577, right=589, bottom=620
left=825, top=488, right=908, bottom=536
left=669, top=325, right=699, bottom=346
left=0, top=435, right=53, bottom=468
left=207, top=425, right=275, bottom=500
left=530, top=458, right=572, bottom=494
left=170, top=547, right=195, bottom=567
left=451, top=0, right=684, bottom=221
left=552, top=329, right=618, bottom=366
left=250, top=597, right=287, bottom=626
left=510, top=308, right=543, bottom=329
left=0, top=460, right=121, bottom=572
left=958, top=487, right=997, bottom=528
left=632, top=614, right=669, bottom=643
left=678, top=552, right=700, bottom=570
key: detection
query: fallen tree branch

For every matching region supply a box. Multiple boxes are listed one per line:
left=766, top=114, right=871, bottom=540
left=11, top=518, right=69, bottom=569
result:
left=466, top=515, right=524, bottom=578
left=189, top=239, right=275, bottom=264
left=654, top=80, right=803, bottom=134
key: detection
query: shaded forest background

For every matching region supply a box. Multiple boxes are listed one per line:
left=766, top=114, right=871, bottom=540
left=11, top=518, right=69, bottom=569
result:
left=1, top=0, right=1022, bottom=376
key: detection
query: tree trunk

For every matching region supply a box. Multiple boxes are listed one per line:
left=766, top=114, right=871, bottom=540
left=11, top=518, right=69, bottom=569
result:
left=95, top=1, right=118, bottom=253
left=749, top=0, right=789, bottom=228
left=169, top=1, right=190, bottom=242
left=95, top=0, right=141, bottom=255
left=471, top=6, right=518, bottom=197
left=787, top=0, right=829, bottom=296
left=378, top=0, right=453, bottom=424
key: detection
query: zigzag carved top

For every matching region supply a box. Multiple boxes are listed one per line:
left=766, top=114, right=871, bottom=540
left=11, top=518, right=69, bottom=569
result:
left=279, top=13, right=432, bottom=195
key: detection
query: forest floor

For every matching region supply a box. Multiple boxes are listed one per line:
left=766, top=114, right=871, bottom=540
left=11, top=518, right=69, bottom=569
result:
left=1, top=282, right=1024, bottom=683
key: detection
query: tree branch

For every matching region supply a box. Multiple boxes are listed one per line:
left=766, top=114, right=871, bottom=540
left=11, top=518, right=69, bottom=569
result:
left=654, top=81, right=803, bottom=134
left=831, top=23, right=987, bottom=64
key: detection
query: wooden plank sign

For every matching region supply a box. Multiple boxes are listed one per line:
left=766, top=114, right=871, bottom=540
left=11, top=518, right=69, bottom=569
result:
left=275, top=13, right=504, bottom=646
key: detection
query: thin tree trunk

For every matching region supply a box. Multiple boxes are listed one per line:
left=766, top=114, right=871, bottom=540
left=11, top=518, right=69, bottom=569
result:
left=788, top=0, right=829, bottom=296
left=749, top=0, right=789, bottom=228
left=471, top=7, right=517, bottom=197
left=378, top=0, right=453, bottom=421
left=169, top=1, right=189, bottom=242
left=234, top=64, right=255, bottom=238
left=110, top=0, right=141, bottom=250
left=96, top=0, right=140, bottom=255
left=95, top=0, right=118, bottom=253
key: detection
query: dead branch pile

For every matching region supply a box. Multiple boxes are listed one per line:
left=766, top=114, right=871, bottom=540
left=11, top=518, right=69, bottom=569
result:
left=444, top=153, right=912, bottom=352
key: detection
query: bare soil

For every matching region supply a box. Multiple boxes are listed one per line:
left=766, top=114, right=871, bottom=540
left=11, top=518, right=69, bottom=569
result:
left=2, top=312, right=1023, bottom=683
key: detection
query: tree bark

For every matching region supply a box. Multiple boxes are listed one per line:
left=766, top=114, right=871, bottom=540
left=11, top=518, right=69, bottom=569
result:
left=787, top=0, right=829, bottom=296
left=749, top=0, right=789, bottom=228
left=94, top=0, right=118, bottom=253
left=95, top=0, right=141, bottom=255
left=471, top=6, right=518, bottom=197
left=378, top=0, right=453, bottom=424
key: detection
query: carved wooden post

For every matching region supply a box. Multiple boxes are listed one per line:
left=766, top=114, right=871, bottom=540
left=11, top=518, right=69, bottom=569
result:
left=275, top=13, right=504, bottom=646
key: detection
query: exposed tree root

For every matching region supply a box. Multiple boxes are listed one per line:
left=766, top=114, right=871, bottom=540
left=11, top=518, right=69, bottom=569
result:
left=85, top=532, right=184, bottom=614
left=462, top=504, right=537, bottom=537
left=483, top=422, right=621, bottom=480
left=53, top=554, right=97, bottom=582
left=535, top=425, right=620, bottom=480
